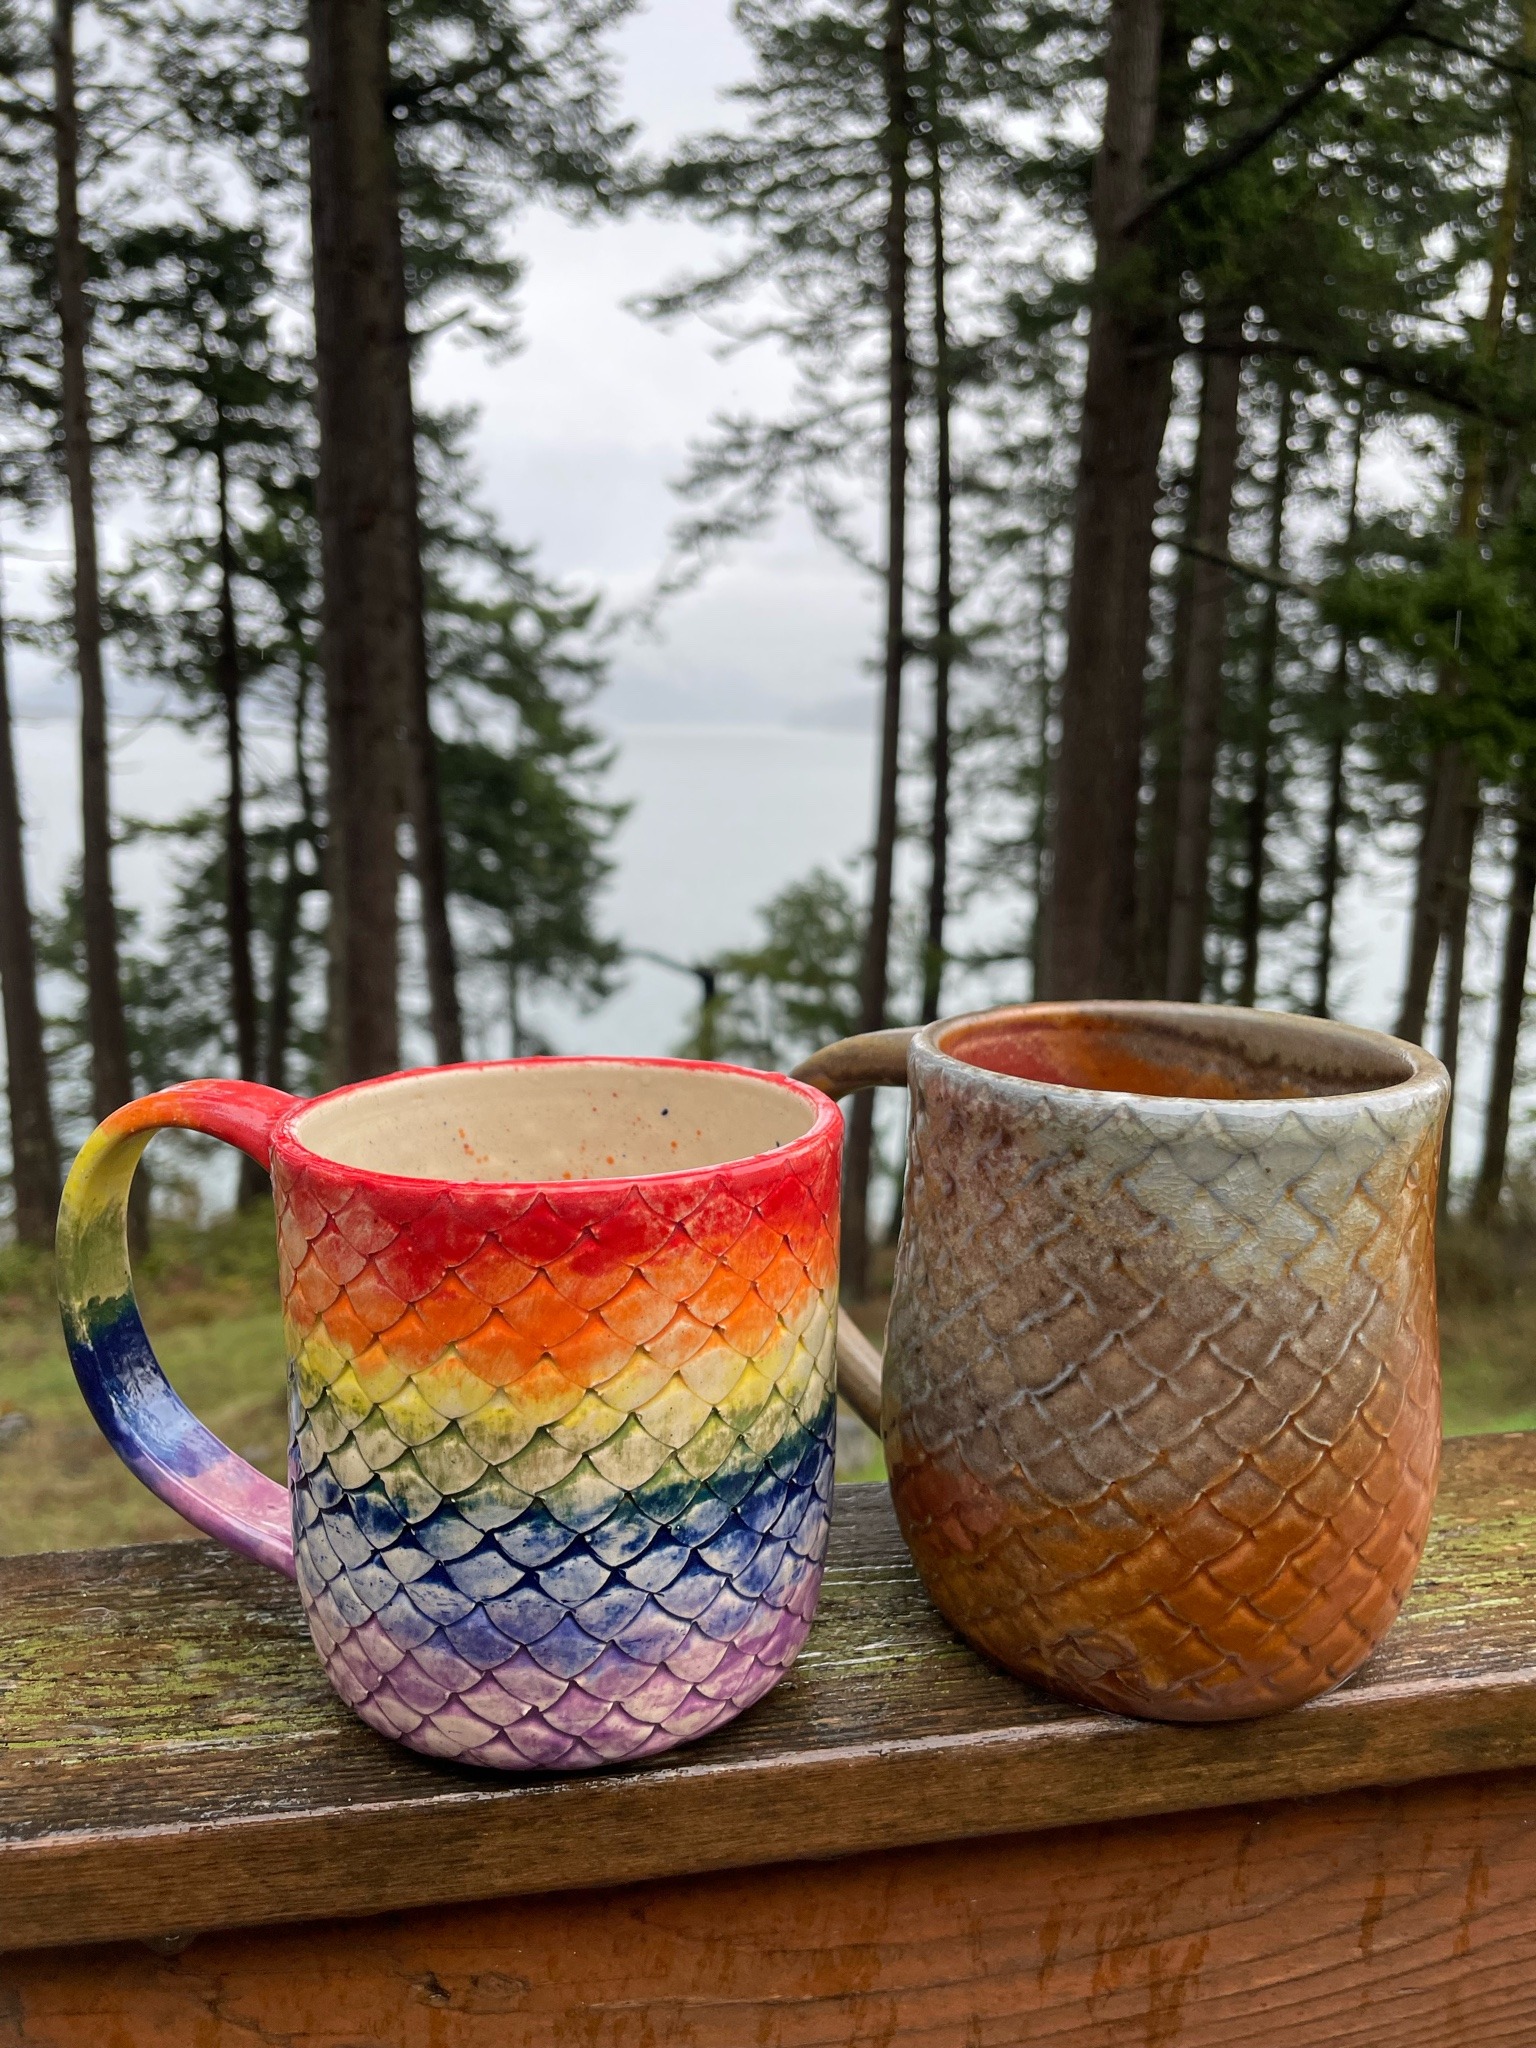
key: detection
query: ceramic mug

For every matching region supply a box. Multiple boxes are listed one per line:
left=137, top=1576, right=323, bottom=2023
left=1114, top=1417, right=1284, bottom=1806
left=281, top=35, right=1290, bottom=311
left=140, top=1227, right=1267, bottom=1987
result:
left=57, top=1058, right=840, bottom=1769
left=796, top=1001, right=1449, bottom=1723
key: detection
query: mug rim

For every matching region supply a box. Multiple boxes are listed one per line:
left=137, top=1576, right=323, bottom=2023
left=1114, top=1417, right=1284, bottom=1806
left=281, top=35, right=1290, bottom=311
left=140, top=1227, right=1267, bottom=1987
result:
left=269, top=1054, right=842, bottom=1194
left=920, top=999, right=1448, bottom=1111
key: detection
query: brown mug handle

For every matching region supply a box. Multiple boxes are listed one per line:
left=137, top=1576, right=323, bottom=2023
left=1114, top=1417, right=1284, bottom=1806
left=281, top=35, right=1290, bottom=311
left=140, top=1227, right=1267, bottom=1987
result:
left=790, top=1027, right=918, bottom=1433
left=790, top=1026, right=918, bottom=1103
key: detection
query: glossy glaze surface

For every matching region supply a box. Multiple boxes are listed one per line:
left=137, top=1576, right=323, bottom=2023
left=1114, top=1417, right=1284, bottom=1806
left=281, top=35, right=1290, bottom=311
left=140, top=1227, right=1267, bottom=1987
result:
left=881, top=1003, right=1449, bottom=1721
left=59, top=1060, right=840, bottom=1769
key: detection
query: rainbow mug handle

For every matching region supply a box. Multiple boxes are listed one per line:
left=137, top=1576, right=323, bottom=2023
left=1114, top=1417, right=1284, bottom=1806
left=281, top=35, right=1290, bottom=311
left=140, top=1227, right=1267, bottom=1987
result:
left=56, top=1080, right=299, bottom=1577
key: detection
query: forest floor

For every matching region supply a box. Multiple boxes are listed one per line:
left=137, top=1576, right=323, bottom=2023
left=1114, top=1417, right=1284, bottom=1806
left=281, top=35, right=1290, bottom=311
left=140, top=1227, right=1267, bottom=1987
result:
left=2, top=1207, right=1535, bottom=1554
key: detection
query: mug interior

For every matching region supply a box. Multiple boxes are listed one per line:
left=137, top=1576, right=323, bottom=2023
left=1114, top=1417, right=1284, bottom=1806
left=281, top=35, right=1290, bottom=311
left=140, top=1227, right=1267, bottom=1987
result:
left=937, top=1004, right=1418, bottom=1103
left=290, top=1060, right=818, bottom=1183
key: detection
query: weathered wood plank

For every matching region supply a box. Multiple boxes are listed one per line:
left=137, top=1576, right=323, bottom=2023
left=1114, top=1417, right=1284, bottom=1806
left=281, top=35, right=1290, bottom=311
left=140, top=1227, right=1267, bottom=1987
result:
left=2, top=1436, right=1535, bottom=1951
left=5, top=1769, right=1536, bottom=2045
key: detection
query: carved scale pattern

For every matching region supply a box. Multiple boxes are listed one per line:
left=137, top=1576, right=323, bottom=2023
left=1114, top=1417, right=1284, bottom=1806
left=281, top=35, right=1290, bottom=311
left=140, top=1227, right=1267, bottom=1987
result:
left=884, top=1046, right=1447, bottom=1721
left=274, top=1140, right=838, bottom=1770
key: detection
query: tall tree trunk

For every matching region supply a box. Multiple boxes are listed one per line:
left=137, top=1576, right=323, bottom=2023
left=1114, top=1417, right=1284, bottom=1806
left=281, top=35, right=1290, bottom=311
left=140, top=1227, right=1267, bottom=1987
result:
left=1039, top=0, right=1174, bottom=1000
left=1434, top=784, right=1480, bottom=1219
left=263, top=830, right=304, bottom=1096
left=1313, top=397, right=1365, bottom=1018
left=1026, top=544, right=1056, bottom=997
left=214, top=441, right=265, bottom=1201
left=307, top=0, right=408, bottom=1083
left=1164, top=328, right=1244, bottom=1002
left=1136, top=456, right=1200, bottom=997
left=843, top=0, right=912, bottom=1299
left=506, top=951, right=524, bottom=1059
left=1474, top=785, right=1536, bottom=1219
left=1467, top=7, right=1536, bottom=1208
left=0, top=567, right=61, bottom=1246
left=396, top=338, right=463, bottom=1065
left=1397, top=39, right=1529, bottom=1040
left=1398, top=744, right=1470, bottom=1040
left=52, top=0, right=131, bottom=1131
left=263, top=661, right=317, bottom=1093
left=215, top=446, right=257, bottom=1087
left=1236, top=375, right=1295, bottom=1008
left=920, top=118, right=952, bottom=1027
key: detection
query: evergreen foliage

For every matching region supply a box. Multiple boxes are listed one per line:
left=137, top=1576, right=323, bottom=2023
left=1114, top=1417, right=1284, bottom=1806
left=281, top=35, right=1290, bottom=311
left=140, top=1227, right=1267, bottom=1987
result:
left=11, top=0, right=1536, bottom=1241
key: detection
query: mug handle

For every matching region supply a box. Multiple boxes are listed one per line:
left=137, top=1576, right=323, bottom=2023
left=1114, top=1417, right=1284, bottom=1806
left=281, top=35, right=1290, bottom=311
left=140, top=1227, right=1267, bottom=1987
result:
left=791, top=1028, right=918, bottom=1431
left=791, top=1026, right=918, bottom=1103
left=56, top=1080, right=301, bottom=1578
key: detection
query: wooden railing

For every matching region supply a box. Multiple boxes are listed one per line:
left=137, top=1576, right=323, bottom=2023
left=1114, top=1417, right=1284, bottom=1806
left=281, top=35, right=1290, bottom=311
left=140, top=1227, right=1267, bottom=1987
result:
left=2, top=1434, right=1536, bottom=2043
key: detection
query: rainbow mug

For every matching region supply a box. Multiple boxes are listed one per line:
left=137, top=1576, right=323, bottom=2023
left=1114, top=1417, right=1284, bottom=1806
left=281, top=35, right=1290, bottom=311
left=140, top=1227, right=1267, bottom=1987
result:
left=57, top=1059, right=841, bottom=1770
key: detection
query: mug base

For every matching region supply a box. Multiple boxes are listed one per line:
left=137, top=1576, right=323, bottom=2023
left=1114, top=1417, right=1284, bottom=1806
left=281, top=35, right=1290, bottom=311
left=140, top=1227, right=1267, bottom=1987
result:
left=313, top=1588, right=820, bottom=1771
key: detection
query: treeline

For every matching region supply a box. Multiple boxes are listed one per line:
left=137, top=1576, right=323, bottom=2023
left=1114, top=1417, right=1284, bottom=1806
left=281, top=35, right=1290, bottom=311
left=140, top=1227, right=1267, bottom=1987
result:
left=0, top=0, right=625, bottom=1245
left=3, top=0, right=1536, bottom=1293
left=638, top=0, right=1536, bottom=1287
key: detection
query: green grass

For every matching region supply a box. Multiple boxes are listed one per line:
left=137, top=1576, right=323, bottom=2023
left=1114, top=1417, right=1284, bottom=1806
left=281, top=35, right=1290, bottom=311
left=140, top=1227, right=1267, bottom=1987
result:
left=4, top=1210, right=1530, bottom=1554
left=0, top=1206, right=889, bottom=1551
left=1437, top=1217, right=1536, bottom=1435
left=0, top=1209, right=289, bottom=1555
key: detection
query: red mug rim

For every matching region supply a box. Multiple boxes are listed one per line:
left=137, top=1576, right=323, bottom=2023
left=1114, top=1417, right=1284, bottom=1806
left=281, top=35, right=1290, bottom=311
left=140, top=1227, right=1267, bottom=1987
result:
left=268, top=1054, right=843, bottom=1195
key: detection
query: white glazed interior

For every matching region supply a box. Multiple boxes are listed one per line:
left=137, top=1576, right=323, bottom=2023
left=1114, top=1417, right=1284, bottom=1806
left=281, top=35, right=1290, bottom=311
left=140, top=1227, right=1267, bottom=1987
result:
left=291, top=1060, right=817, bottom=1182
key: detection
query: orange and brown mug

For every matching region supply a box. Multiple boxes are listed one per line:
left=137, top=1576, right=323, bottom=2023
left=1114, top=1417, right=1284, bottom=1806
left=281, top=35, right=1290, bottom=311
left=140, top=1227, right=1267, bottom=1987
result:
left=796, top=1000, right=1449, bottom=1723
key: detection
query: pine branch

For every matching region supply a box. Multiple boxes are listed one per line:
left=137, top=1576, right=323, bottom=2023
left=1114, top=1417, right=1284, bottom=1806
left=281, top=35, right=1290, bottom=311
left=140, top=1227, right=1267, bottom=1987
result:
left=1197, top=333, right=1536, bottom=433
left=1175, top=538, right=1319, bottom=600
left=1406, top=25, right=1536, bottom=83
left=1124, top=0, right=1420, bottom=233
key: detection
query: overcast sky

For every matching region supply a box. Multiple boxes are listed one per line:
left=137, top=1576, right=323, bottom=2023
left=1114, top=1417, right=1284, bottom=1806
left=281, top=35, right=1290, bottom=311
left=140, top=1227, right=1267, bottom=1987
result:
left=416, top=0, right=882, bottom=733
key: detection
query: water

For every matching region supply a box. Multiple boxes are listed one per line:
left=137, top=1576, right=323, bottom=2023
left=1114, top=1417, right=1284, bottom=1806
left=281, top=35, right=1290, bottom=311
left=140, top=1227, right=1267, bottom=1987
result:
left=5, top=709, right=1512, bottom=1196
left=516, top=722, right=879, bottom=1056
left=10, top=711, right=879, bottom=1060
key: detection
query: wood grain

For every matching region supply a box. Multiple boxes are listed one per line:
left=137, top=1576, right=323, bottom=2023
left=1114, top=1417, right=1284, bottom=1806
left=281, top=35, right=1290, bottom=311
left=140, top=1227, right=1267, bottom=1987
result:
left=5, top=1769, right=1536, bottom=2045
left=3, top=1435, right=1536, bottom=1951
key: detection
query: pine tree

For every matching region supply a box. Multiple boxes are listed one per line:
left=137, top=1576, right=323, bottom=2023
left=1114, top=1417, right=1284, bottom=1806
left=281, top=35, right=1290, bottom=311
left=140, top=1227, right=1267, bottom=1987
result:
left=1039, top=0, right=1175, bottom=1000
left=1476, top=773, right=1536, bottom=1216
left=108, top=212, right=311, bottom=1171
left=1312, top=390, right=1365, bottom=1017
left=1163, top=330, right=1244, bottom=1001
left=1396, top=32, right=1533, bottom=1045
left=303, top=0, right=413, bottom=1080
left=422, top=415, right=622, bottom=1050
left=647, top=0, right=1044, bottom=1289
left=139, top=0, right=634, bottom=1079
left=108, top=468, right=332, bottom=1103
left=709, top=868, right=868, bottom=1070
left=918, top=24, right=953, bottom=1025
left=0, top=571, right=58, bottom=1242
left=1042, top=0, right=1505, bottom=1000
left=51, top=0, right=133, bottom=1126
left=0, top=42, right=60, bottom=1243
